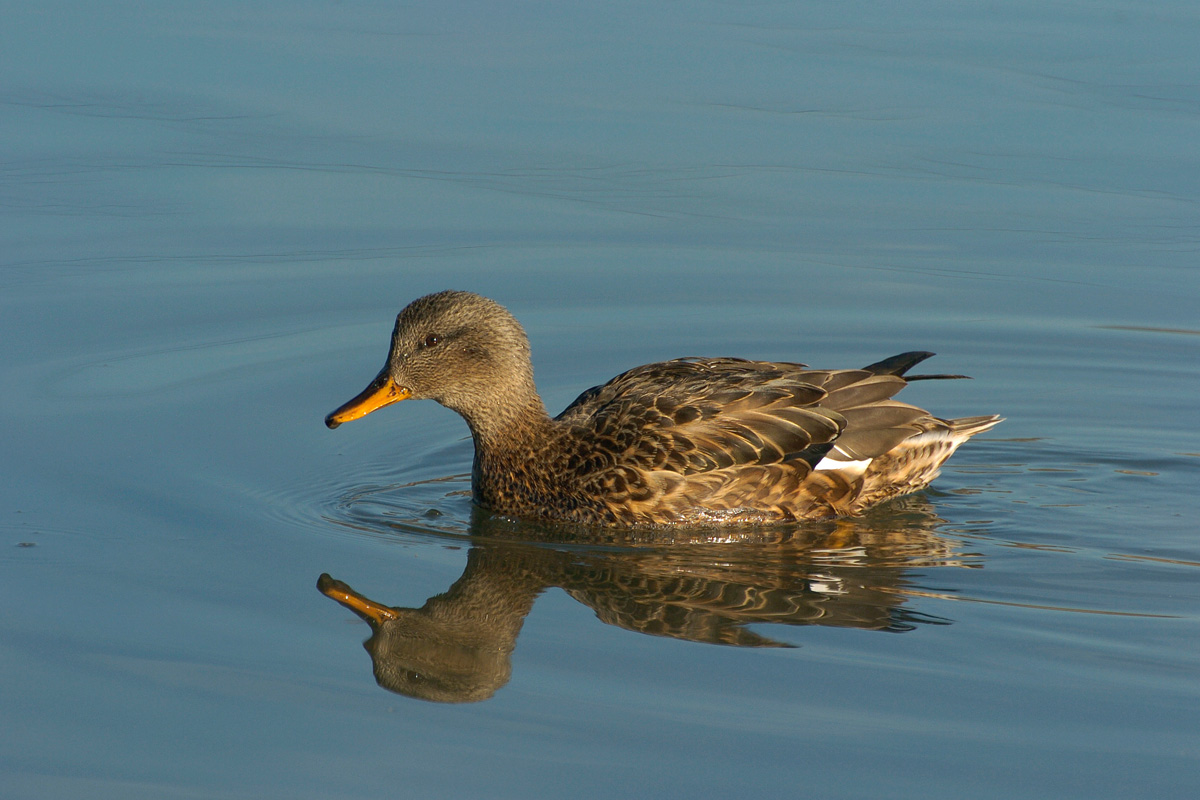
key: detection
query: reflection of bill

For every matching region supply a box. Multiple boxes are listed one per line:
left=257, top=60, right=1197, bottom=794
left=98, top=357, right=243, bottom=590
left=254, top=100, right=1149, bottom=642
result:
left=318, top=499, right=971, bottom=704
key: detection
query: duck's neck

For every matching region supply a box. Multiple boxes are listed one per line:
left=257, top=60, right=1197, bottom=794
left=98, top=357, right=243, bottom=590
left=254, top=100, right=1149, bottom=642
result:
left=458, top=392, right=558, bottom=512
left=436, top=352, right=549, bottom=449
left=460, top=391, right=553, bottom=453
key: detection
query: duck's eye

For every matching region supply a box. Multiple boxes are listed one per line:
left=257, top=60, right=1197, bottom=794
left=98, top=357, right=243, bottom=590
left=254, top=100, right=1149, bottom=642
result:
left=422, top=333, right=441, bottom=348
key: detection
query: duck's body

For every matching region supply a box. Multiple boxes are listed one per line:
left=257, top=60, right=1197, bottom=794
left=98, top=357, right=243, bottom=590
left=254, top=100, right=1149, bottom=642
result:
left=326, top=291, right=1000, bottom=526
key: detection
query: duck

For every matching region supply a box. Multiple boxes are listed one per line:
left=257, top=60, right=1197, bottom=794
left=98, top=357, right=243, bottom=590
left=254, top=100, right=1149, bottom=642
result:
left=325, top=290, right=1001, bottom=526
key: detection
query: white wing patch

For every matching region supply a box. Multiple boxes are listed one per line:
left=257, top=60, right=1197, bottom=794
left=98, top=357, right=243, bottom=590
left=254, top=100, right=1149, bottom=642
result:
left=813, top=456, right=873, bottom=472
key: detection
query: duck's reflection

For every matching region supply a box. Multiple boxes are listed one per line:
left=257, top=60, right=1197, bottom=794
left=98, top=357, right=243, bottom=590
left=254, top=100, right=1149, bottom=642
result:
left=318, top=497, right=973, bottom=703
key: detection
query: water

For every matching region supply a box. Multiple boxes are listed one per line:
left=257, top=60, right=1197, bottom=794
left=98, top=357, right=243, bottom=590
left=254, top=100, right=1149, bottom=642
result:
left=4, top=2, right=1199, bottom=798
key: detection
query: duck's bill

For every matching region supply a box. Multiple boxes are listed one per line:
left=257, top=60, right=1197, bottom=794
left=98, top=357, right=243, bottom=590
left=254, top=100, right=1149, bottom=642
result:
left=325, top=371, right=411, bottom=429
left=317, top=573, right=399, bottom=623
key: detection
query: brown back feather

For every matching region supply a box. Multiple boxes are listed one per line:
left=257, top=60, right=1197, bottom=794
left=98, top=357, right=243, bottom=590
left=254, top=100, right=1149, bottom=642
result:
left=545, top=356, right=998, bottom=524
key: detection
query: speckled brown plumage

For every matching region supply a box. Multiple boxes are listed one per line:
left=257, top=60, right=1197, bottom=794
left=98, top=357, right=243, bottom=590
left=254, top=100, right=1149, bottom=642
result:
left=326, top=290, right=1001, bottom=526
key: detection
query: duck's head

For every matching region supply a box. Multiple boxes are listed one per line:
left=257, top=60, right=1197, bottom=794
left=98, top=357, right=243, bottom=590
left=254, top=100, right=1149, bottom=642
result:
left=325, top=290, right=540, bottom=430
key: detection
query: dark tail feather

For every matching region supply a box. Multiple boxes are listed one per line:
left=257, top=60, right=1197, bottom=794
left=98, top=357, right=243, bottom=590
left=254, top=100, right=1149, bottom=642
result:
left=862, top=351, right=934, bottom=375
left=862, top=351, right=970, bottom=381
left=905, top=373, right=971, bottom=381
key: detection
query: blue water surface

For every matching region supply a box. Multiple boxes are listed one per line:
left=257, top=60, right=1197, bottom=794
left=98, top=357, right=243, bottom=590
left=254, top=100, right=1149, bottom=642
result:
left=3, top=2, right=1198, bottom=798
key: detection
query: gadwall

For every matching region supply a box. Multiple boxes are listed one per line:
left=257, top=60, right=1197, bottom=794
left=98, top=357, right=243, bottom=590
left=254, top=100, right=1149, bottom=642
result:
left=326, top=291, right=1001, bottom=525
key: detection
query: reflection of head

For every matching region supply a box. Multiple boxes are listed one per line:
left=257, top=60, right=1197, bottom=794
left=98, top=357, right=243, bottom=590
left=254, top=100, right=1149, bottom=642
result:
left=363, top=610, right=513, bottom=704
left=318, top=567, right=538, bottom=704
